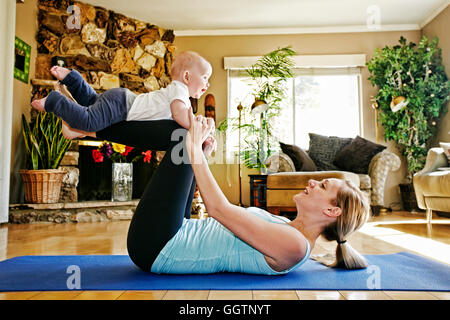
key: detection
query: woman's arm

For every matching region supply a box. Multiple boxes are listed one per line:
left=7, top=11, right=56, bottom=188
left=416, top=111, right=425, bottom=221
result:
left=186, top=114, right=308, bottom=271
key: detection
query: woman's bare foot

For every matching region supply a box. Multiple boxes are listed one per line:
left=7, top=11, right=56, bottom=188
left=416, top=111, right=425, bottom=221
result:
left=62, top=121, right=88, bottom=140
left=50, top=66, right=71, bottom=81
left=31, top=97, right=47, bottom=112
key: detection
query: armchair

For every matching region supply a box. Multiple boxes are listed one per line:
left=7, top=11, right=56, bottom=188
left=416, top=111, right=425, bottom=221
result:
left=413, top=147, right=450, bottom=222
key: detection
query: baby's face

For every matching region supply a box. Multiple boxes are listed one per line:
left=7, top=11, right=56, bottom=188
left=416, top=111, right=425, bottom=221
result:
left=187, top=61, right=212, bottom=99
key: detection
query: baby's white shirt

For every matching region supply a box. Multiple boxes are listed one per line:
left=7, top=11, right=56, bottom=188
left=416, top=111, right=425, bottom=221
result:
left=126, top=80, right=191, bottom=121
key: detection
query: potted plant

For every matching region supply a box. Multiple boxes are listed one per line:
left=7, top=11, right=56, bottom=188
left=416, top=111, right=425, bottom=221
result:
left=92, top=141, right=152, bottom=201
left=20, top=112, right=72, bottom=203
left=218, top=46, right=295, bottom=171
left=367, top=36, right=449, bottom=210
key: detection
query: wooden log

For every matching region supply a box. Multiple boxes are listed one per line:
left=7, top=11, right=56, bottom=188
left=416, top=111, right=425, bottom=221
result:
left=38, top=10, right=65, bottom=36
left=37, top=28, right=59, bottom=54
left=95, top=6, right=109, bottom=29
left=35, top=55, right=53, bottom=80
left=38, top=0, right=70, bottom=14
left=118, top=31, right=138, bottom=49
left=64, top=55, right=111, bottom=72
left=59, top=34, right=91, bottom=56
left=137, top=28, right=160, bottom=46
left=161, top=30, right=175, bottom=43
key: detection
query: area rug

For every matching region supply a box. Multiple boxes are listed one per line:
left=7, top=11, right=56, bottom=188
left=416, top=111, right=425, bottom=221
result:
left=0, top=252, right=449, bottom=292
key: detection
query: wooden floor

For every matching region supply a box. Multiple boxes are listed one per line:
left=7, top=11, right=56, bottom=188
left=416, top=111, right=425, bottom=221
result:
left=0, top=211, right=449, bottom=300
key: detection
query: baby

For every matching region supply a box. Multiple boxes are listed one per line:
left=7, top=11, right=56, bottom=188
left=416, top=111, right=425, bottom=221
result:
left=31, top=51, right=212, bottom=139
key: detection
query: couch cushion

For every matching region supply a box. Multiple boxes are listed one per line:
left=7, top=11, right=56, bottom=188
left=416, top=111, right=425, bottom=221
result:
left=307, top=133, right=352, bottom=171
left=266, top=152, right=296, bottom=173
left=333, top=136, right=386, bottom=174
left=279, top=142, right=317, bottom=171
left=267, top=171, right=360, bottom=189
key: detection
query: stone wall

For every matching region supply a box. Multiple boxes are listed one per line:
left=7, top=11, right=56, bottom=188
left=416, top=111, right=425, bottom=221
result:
left=34, top=0, right=175, bottom=97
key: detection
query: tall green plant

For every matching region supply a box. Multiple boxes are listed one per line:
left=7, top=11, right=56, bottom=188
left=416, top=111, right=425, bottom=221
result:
left=367, top=36, right=449, bottom=181
left=22, top=112, right=72, bottom=170
left=219, top=46, right=295, bottom=169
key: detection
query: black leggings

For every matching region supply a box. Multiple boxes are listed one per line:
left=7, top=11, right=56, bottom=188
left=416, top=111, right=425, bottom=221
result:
left=97, top=121, right=196, bottom=272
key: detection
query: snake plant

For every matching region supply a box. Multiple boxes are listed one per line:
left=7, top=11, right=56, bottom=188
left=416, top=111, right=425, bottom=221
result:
left=22, top=112, right=72, bottom=170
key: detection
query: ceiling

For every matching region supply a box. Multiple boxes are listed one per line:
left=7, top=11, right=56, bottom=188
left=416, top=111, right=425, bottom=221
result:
left=82, top=0, right=449, bottom=35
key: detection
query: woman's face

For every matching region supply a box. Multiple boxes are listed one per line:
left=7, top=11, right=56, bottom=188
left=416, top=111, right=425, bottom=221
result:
left=293, top=178, right=343, bottom=215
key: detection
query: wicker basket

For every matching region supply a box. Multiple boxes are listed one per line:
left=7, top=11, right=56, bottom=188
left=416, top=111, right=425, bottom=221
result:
left=20, top=169, right=67, bottom=204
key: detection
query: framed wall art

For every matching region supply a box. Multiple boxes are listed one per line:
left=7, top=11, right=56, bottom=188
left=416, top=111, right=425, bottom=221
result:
left=14, top=36, right=31, bottom=84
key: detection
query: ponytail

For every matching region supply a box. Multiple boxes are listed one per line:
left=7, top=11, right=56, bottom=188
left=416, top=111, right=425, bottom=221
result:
left=315, top=180, right=370, bottom=270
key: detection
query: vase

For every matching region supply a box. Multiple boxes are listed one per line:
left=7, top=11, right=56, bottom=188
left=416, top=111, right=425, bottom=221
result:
left=111, top=163, right=133, bottom=202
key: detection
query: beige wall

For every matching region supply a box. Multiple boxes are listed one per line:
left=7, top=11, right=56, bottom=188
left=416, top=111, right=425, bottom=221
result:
left=174, top=30, right=422, bottom=208
left=422, top=5, right=450, bottom=146
left=10, top=0, right=38, bottom=203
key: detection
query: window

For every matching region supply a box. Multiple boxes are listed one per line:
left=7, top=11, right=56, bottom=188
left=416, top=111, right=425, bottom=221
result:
left=226, top=66, right=362, bottom=153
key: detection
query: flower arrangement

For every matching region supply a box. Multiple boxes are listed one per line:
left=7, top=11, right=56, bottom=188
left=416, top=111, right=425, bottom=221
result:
left=92, top=141, right=152, bottom=163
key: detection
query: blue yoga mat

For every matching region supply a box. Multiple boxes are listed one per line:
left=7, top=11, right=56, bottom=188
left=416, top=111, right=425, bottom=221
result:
left=0, top=252, right=449, bottom=292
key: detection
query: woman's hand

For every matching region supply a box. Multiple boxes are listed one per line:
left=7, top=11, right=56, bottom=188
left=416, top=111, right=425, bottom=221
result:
left=186, top=109, right=215, bottom=160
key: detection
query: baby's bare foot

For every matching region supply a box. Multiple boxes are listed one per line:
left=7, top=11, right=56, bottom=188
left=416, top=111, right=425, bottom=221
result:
left=50, top=66, right=71, bottom=81
left=62, top=121, right=87, bottom=140
left=31, top=97, right=46, bottom=112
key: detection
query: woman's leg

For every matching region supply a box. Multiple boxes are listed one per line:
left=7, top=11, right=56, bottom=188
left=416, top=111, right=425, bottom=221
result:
left=96, top=120, right=182, bottom=151
left=127, top=132, right=195, bottom=272
left=97, top=120, right=195, bottom=271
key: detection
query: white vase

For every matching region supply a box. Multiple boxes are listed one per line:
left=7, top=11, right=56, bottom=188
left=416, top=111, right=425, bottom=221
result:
left=112, top=163, right=133, bottom=202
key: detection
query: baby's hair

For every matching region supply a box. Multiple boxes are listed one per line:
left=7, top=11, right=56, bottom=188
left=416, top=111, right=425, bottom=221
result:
left=170, top=51, right=211, bottom=79
left=319, top=180, right=371, bottom=269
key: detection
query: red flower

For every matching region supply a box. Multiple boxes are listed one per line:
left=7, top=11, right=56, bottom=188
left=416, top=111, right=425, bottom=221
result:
left=142, top=150, right=152, bottom=163
left=121, top=146, right=134, bottom=156
left=92, top=149, right=104, bottom=163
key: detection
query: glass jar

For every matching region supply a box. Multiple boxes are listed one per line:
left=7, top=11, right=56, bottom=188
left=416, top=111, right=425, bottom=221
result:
left=111, top=163, right=133, bottom=201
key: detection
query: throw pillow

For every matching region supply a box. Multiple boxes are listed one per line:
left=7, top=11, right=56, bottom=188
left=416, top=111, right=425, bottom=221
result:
left=307, top=133, right=353, bottom=171
left=333, top=135, right=387, bottom=174
left=280, top=142, right=317, bottom=171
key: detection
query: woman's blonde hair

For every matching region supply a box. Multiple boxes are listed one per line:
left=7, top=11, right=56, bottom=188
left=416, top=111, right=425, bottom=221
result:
left=320, top=180, right=371, bottom=269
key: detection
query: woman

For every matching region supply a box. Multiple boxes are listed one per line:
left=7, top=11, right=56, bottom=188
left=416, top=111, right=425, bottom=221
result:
left=95, top=111, right=370, bottom=274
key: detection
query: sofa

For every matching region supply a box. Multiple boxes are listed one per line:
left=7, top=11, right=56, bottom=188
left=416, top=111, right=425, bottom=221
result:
left=413, top=146, right=450, bottom=222
left=265, top=134, right=401, bottom=215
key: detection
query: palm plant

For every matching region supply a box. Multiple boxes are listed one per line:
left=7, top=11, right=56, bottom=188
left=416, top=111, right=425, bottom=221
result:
left=219, top=46, right=295, bottom=169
